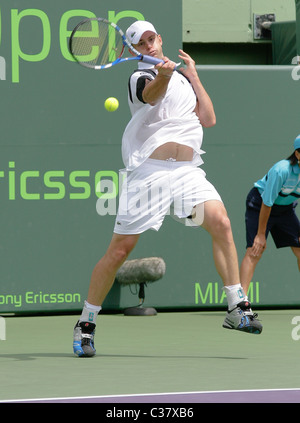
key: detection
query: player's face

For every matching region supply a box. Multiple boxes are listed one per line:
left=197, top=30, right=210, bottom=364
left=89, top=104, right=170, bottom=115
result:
left=133, top=31, right=163, bottom=59
left=295, top=150, right=300, bottom=166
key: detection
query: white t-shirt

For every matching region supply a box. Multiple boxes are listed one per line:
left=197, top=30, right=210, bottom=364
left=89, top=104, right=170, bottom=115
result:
left=122, top=62, right=205, bottom=171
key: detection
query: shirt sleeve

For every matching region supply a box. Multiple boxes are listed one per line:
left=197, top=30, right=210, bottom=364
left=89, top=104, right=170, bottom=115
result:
left=260, top=162, right=289, bottom=206
left=128, top=70, right=156, bottom=106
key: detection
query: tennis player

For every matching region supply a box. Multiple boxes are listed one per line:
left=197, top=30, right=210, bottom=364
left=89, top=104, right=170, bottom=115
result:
left=240, top=134, right=300, bottom=294
left=73, top=21, right=262, bottom=357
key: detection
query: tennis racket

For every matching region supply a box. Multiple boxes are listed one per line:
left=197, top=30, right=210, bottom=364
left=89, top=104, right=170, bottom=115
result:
left=69, top=17, right=164, bottom=70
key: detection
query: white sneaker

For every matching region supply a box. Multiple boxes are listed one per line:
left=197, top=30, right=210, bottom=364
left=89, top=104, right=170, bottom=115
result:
left=73, top=321, right=96, bottom=357
left=223, top=301, right=262, bottom=334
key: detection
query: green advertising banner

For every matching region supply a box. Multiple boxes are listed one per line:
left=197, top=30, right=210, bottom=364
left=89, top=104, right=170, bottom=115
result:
left=0, top=0, right=183, bottom=314
left=0, top=1, right=299, bottom=315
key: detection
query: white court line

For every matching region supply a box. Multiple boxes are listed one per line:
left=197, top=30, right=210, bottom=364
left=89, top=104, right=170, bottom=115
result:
left=1, top=387, right=300, bottom=403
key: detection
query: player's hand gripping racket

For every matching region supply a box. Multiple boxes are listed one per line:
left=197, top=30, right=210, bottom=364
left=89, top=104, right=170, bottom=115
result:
left=69, top=17, right=165, bottom=70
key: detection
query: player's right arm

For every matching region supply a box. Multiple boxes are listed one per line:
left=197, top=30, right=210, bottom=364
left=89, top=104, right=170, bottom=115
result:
left=142, top=57, right=176, bottom=105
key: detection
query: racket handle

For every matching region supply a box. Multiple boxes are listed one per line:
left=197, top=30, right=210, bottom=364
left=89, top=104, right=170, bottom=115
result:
left=141, top=55, right=164, bottom=65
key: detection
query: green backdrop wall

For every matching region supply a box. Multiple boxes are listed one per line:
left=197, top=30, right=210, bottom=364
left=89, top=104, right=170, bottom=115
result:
left=296, top=0, right=300, bottom=55
left=0, top=1, right=299, bottom=314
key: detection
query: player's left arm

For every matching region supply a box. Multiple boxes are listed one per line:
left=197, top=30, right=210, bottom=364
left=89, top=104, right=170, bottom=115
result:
left=250, top=203, right=271, bottom=256
left=178, top=49, right=216, bottom=128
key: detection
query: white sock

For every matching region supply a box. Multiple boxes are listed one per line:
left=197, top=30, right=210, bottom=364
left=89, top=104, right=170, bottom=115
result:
left=79, top=300, right=102, bottom=324
left=223, top=284, right=247, bottom=311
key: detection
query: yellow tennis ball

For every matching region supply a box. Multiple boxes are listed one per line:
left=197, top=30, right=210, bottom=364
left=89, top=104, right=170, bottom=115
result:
left=104, top=97, right=119, bottom=112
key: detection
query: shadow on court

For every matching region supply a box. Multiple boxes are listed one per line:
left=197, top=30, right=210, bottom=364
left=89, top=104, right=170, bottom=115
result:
left=0, top=352, right=248, bottom=361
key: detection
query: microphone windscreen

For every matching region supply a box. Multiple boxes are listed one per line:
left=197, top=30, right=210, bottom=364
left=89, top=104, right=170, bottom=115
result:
left=116, top=257, right=166, bottom=285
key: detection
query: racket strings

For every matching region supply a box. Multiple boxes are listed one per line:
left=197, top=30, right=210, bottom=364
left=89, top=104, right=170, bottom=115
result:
left=70, top=20, right=124, bottom=67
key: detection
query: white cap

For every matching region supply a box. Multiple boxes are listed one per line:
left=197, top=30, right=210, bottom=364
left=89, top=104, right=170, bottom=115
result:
left=126, top=21, right=158, bottom=44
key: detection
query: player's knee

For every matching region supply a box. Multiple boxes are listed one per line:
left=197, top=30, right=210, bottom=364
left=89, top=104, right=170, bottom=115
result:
left=108, top=246, right=130, bottom=268
left=204, top=212, right=233, bottom=243
left=108, top=238, right=137, bottom=267
left=214, top=213, right=232, bottom=237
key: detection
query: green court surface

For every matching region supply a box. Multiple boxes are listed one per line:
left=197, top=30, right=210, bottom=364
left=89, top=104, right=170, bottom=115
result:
left=0, top=310, right=299, bottom=402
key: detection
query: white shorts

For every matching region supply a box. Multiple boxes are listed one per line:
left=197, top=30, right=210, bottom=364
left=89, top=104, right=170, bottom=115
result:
left=114, top=158, right=222, bottom=234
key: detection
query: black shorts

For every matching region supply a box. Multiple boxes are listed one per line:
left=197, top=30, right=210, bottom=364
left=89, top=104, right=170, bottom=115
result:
left=245, top=187, right=300, bottom=249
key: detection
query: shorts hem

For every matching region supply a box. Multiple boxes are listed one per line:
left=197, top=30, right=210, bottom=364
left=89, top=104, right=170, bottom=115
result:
left=113, top=226, right=160, bottom=235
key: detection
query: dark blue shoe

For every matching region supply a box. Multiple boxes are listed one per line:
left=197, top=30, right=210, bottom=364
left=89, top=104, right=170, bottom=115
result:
left=73, top=321, right=96, bottom=357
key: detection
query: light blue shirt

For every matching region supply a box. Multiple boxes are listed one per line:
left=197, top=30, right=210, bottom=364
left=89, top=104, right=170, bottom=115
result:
left=254, top=160, right=300, bottom=206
